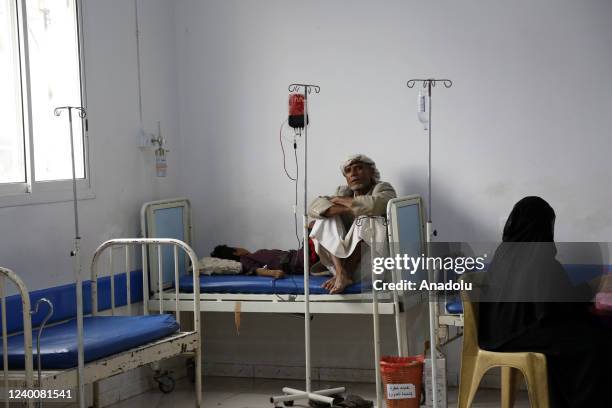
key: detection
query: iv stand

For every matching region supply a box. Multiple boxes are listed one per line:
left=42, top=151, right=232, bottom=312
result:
left=270, top=84, right=346, bottom=407
left=53, top=106, right=87, bottom=408
left=406, top=79, right=452, bottom=408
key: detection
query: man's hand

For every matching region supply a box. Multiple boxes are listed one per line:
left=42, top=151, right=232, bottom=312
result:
left=255, top=268, right=285, bottom=279
left=322, top=205, right=351, bottom=217
left=330, top=196, right=353, bottom=208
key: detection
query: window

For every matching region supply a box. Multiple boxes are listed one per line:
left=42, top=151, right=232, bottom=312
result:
left=0, top=0, right=88, bottom=204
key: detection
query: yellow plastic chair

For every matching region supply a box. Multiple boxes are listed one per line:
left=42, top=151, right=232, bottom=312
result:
left=457, top=290, right=550, bottom=408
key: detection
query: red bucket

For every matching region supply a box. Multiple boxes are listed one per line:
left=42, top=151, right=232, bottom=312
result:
left=380, top=356, right=424, bottom=408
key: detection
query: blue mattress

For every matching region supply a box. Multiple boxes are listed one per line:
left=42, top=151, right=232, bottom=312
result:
left=180, top=274, right=365, bottom=295
left=446, top=300, right=463, bottom=314
left=1, top=314, right=179, bottom=370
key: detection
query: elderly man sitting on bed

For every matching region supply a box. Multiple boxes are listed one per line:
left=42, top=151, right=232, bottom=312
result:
left=309, top=154, right=396, bottom=294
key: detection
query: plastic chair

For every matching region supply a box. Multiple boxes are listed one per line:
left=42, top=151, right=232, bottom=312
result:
left=457, top=290, right=550, bottom=408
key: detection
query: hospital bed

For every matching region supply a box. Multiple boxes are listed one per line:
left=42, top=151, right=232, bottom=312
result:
left=436, top=263, right=612, bottom=331
left=142, top=196, right=428, bottom=357
left=0, top=238, right=202, bottom=408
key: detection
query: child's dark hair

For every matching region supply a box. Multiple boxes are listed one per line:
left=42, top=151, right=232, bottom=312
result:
left=210, top=245, right=240, bottom=262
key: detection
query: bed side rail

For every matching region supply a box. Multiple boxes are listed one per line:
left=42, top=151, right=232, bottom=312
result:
left=90, top=238, right=201, bottom=328
left=0, top=267, right=34, bottom=396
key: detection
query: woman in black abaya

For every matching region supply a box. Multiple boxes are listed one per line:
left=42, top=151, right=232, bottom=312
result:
left=478, top=196, right=611, bottom=407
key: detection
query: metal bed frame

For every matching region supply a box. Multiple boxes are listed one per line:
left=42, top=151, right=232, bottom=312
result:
left=0, top=267, right=34, bottom=407
left=141, top=198, right=406, bottom=317
left=0, top=238, right=202, bottom=408
left=151, top=291, right=399, bottom=314
left=439, top=307, right=464, bottom=328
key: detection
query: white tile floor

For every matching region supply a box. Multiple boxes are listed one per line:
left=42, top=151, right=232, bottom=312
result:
left=108, top=376, right=530, bottom=408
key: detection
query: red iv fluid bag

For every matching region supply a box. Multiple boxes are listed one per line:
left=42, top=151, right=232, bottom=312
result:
left=288, top=93, right=309, bottom=128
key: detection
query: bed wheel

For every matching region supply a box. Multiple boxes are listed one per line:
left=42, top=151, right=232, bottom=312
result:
left=154, top=371, right=176, bottom=394
left=158, top=375, right=175, bottom=393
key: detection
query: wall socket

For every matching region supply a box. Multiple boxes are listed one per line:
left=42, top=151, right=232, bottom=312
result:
left=138, top=129, right=155, bottom=149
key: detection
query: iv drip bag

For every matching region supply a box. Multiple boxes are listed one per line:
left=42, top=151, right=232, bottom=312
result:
left=418, top=89, right=430, bottom=130
left=288, top=93, right=309, bottom=129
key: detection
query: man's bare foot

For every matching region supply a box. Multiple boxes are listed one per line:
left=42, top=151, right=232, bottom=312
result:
left=322, top=277, right=335, bottom=290
left=330, top=274, right=353, bottom=294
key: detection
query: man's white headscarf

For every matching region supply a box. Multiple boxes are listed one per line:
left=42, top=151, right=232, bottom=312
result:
left=340, top=154, right=380, bottom=183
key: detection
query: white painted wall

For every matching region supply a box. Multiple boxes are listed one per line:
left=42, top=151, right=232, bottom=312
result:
left=174, top=0, right=612, bottom=249
left=173, top=0, right=612, bottom=382
left=0, top=0, right=179, bottom=288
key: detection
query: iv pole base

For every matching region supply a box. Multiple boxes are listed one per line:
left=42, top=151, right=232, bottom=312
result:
left=270, top=387, right=346, bottom=407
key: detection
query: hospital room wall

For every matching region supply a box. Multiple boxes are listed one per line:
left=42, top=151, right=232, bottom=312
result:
left=173, top=0, right=612, bottom=381
left=175, top=0, right=612, bottom=249
left=0, top=0, right=181, bottom=291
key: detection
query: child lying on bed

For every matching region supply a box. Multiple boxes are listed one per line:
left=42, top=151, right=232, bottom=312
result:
left=209, top=239, right=319, bottom=279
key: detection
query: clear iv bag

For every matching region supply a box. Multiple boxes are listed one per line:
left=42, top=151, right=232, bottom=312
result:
left=418, top=89, right=430, bottom=130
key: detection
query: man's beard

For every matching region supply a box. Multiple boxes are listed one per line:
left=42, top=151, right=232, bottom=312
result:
left=349, top=182, right=370, bottom=193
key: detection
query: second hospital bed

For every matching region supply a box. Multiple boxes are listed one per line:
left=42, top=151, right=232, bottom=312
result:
left=0, top=238, right=202, bottom=408
left=142, top=196, right=430, bottom=357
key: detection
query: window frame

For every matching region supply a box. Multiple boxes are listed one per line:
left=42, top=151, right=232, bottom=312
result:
left=0, top=0, right=94, bottom=208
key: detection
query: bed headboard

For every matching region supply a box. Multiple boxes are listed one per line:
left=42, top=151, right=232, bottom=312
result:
left=386, top=195, right=426, bottom=287
left=141, top=198, right=192, bottom=291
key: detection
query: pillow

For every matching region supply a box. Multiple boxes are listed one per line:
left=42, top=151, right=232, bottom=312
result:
left=197, top=257, right=242, bottom=275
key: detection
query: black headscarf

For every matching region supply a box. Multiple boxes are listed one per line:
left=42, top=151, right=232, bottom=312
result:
left=478, top=196, right=588, bottom=349
left=487, top=196, right=562, bottom=301
left=502, top=196, right=555, bottom=242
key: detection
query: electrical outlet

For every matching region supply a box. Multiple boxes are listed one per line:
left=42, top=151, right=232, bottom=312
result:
left=137, top=128, right=153, bottom=148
